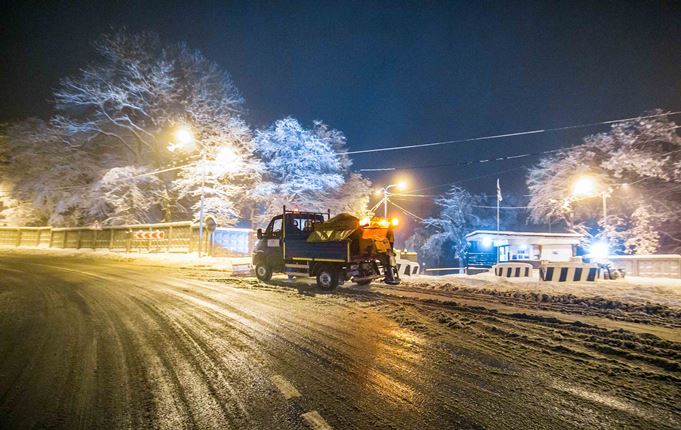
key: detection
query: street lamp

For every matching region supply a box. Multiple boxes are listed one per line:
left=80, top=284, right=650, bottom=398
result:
left=571, top=175, right=609, bottom=239
left=380, top=181, right=407, bottom=217
left=572, top=176, right=596, bottom=197
left=168, top=126, right=211, bottom=257
left=175, top=127, right=194, bottom=147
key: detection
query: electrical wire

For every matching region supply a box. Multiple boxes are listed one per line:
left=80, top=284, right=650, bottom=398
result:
left=359, top=148, right=563, bottom=172
left=2, top=161, right=199, bottom=193
left=388, top=200, right=425, bottom=221
left=472, top=205, right=532, bottom=209
left=410, top=165, right=527, bottom=193
left=343, top=110, right=681, bottom=155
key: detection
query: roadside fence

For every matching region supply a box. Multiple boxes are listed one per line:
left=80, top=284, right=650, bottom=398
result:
left=0, top=220, right=251, bottom=256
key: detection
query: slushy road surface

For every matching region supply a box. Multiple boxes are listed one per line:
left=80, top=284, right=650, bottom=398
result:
left=1, top=253, right=679, bottom=429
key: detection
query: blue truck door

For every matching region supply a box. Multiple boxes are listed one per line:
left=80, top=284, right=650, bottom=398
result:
left=263, top=216, right=283, bottom=265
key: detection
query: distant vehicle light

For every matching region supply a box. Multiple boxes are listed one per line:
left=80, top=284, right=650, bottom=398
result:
left=359, top=217, right=371, bottom=226
left=378, top=219, right=390, bottom=228
left=391, top=218, right=399, bottom=227
left=589, top=241, right=609, bottom=260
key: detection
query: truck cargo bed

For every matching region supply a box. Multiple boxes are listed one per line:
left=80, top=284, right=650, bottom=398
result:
left=285, top=238, right=349, bottom=262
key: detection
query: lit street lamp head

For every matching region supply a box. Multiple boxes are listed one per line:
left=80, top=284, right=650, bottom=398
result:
left=572, top=176, right=596, bottom=197
left=175, top=127, right=194, bottom=146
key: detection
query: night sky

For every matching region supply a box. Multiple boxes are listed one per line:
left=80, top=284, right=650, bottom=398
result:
left=2, top=1, right=680, bottom=227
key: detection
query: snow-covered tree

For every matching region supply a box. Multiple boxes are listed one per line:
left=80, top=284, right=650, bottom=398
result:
left=52, top=30, right=259, bottom=225
left=1, top=29, right=260, bottom=227
left=254, top=117, right=370, bottom=222
left=406, top=185, right=527, bottom=266
left=406, top=186, right=481, bottom=267
left=86, top=166, right=163, bottom=225
left=527, top=111, right=681, bottom=254
left=0, top=119, right=100, bottom=226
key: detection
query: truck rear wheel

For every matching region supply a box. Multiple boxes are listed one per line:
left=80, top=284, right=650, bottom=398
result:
left=255, top=263, right=272, bottom=282
left=316, top=266, right=339, bottom=290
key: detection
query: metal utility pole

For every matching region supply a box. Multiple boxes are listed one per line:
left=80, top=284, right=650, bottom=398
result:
left=383, top=188, right=388, bottom=217
left=198, top=154, right=206, bottom=258
left=381, top=183, right=405, bottom=218
left=601, top=191, right=608, bottom=240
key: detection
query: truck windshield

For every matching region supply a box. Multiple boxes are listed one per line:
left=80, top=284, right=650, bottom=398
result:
left=286, top=214, right=324, bottom=234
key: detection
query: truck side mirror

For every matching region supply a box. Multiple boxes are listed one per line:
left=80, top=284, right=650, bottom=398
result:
left=256, top=228, right=263, bottom=239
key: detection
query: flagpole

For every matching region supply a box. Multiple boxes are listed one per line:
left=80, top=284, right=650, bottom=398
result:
left=496, top=178, right=501, bottom=232
left=496, top=197, right=500, bottom=232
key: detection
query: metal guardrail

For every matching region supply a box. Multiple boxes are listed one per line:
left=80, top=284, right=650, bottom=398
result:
left=0, top=221, right=214, bottom=255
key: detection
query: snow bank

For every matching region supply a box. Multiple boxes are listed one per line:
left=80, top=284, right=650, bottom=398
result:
left=402, top=272, right=681, bottom=310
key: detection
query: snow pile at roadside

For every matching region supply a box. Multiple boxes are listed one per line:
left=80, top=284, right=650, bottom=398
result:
left=401, top=272, right=681, bottom=310
left=0, top=247, right=251, bottom=272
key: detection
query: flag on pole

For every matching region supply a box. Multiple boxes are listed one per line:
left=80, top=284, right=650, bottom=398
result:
left=496, top=178, right=503, bottom=202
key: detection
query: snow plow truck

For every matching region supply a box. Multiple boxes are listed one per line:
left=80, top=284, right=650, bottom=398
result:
left=253, top=206, right=401, bottom=290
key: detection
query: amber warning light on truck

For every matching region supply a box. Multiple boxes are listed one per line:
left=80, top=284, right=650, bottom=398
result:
left=360, top=217, right=399, bottom=228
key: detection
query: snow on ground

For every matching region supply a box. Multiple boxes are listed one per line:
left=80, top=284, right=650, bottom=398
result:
left=3, top=246, right=680, bottom=310
left=401, top=271, right=681, bottom=310
left=0, top=246, right=251, bottom=273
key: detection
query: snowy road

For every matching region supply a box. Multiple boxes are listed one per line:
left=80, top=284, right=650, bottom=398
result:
left=1, top=253, right=679, bottom=429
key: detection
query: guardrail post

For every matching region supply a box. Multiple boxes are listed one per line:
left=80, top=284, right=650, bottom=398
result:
left=167, top=226, right=172, bottom=253
left=15, top=229, right=21, bottom=247
left=76, top=229, right=82, bottom=249
left=92, top=229, right=97, bottom=249
left=188, top=226, right=194, bottom=253
left=109, top=228, right=114, bottom=249
left=49, top=229, right=54, bottom=248
left=126, top=229, right=132, bottom=253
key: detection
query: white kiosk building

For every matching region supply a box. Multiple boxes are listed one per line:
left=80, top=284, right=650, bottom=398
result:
left=465, top=230, right=583, bottom=267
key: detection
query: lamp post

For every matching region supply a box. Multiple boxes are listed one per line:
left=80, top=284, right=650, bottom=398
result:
left=380, top=181, right=407, bottom=217
left=170, top=126, right=208, bottom=257
left=572, top=175, right=610, bottom=239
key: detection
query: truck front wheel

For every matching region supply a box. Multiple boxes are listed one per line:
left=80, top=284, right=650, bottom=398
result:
left=255, top=263, right=272, bottom=282
left=316, top=266, right=339, bottom=290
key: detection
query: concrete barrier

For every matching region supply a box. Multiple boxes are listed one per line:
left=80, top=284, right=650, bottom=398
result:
left=396, top=258, right=420, bottom=277
left=540, top=262, right=600, bottom=282
left=494, top=262, right=533, bottom=278
left=607, top=254, right=681, bottom=278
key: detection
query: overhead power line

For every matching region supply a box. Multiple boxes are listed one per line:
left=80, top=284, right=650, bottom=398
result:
left=388, top=200, right=425, bottom=222
left=345, top=110, right=681, bottom=156
left=410, top=165, right=527, bottom=193
left=360, top=148, right=563, bottom=172
left=5, top=161, right=199, bottom=193
left=472, top=205, right=532, bottom=209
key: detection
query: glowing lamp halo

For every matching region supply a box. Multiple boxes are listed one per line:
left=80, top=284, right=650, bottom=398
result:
left=572, top=176, right=596, bottom=197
